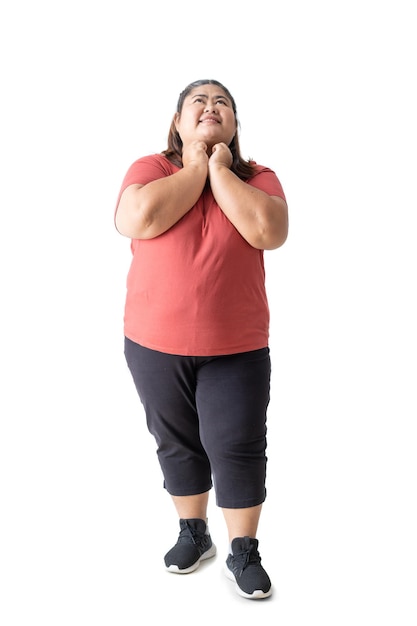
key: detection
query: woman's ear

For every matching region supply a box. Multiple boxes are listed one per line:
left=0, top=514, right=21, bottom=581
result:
left=174, top=112, right=180, bottom=132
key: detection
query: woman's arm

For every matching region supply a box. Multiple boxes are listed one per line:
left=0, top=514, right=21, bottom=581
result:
left=115, top=141, right=208, bottom=239
left=208, top=143, right=288, bottom=250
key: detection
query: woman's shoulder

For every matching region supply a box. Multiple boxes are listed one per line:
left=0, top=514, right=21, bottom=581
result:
left=130, top=153, right=179, bottom=173
left=246, top=161, right=286, bottom=200
left=120, top=153, right=179, bottom=191
left=248, top=160, right=274, bottom=176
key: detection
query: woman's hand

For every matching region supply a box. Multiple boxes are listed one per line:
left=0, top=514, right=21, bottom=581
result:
left=208, top=142, right=233, bottom=170
left=182, top=140, right=209, bottom=170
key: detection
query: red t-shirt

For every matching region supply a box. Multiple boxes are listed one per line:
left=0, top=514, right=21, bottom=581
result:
left=116, top=154, right=286, bottom=356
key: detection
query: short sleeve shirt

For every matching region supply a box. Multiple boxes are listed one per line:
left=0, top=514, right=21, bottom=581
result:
left=116, top=154, right=286, bottom=356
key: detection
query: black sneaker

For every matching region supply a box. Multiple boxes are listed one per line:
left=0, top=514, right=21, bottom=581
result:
left=164, top=518, right=216, bottom=573
left=225, top=536, right=272, bottom=599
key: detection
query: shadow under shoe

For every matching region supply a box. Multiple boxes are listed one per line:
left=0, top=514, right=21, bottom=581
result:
left=164, top=518, right=216, bottom=574
left=225, top=536, right=272, bottom=599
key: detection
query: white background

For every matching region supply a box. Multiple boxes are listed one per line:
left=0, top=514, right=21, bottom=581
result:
left=1, top=1, right=416, bottom=624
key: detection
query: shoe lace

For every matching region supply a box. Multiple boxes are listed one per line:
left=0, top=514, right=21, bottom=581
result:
left=233, top=540, right=261, bottom=573
left=179, top=520, right=205, bottom=545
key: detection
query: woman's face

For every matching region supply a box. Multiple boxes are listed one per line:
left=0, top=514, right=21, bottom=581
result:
left=174, top=84, right=237, bottom=152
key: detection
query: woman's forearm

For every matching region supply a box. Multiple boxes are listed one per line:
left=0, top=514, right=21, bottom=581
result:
left=209, top=164, right=288, bottom=250
left=115, top=162, right=207, bottom=239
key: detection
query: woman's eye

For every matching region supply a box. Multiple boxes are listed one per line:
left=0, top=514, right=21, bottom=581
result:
left=192, top=98, right=227, bottom=105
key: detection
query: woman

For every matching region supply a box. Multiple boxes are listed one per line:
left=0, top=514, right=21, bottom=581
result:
left=115, top=79, right=288, bottom=599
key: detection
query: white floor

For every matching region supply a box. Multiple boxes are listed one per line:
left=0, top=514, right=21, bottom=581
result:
left=1, top=355, right=416, bottom=625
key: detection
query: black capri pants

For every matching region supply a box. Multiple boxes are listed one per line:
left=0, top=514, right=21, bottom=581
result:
left=124, top=338, right=271, bottom=509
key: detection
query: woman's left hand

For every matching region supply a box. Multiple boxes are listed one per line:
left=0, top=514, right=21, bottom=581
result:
left=209, top=142, right=233, bottom=169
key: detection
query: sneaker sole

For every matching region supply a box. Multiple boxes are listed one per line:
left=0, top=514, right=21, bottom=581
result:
left=165, top=544, right=217, bottom=574
left=224, top=565, right=272, bottom=599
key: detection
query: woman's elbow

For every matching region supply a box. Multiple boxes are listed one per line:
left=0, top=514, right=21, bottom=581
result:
left=115, top=199, right=156, bottom=239
left=263, top=229, right=288, bottom=250
left=256, top=213, right=289, bottom=250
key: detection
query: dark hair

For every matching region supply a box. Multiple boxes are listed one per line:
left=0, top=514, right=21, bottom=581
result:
left=161, top=79, right=256, bottom=181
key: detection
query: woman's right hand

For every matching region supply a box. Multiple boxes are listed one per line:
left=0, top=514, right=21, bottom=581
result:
left=182, top=140, right=209, bottom=171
